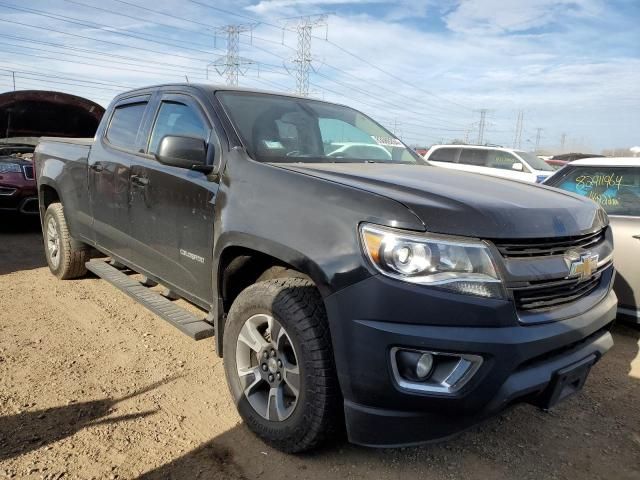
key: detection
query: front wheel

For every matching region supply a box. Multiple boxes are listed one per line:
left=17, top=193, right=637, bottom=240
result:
left=223, top=278, right=341, bottom=453
left=43, top=203, right=88, bottom=279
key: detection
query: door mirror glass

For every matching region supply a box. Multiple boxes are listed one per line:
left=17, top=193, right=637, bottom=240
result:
left=156, top=135, right=208, bottom=170
left=512, top=162, right=524, bottom=171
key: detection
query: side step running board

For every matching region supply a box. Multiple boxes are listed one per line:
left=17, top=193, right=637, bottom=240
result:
left=86, top=260, right=215, bottom=341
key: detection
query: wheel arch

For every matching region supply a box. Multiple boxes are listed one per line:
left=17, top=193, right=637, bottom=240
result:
left=38, top=181, right=61, bottom=224
left=213, top=234, right=330, bottom=357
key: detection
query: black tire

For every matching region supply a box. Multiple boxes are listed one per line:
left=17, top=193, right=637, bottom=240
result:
left=223, top=278, right=341, bottom=453
left=43, top=203, right=89, bottom=279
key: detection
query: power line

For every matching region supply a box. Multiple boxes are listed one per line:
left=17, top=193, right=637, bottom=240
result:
left=0, top=2, right=218, bottom=57
left=0, top=33, right=207, bottom=74
left=63, top=0, right=215, bottom=44
left=0, top=18, right=213, bottom=65
left=0, top=44, right=209, bottom=82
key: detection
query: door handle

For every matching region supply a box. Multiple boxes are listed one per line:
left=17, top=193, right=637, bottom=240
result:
left=633, top=234, right=640, bottom=240
left=89, top=163, right=104, bottom=172
left=130, top=174, right=149, bottom=187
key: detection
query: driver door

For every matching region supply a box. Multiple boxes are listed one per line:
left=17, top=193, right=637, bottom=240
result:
left=128, top=92, right=219, bottom=305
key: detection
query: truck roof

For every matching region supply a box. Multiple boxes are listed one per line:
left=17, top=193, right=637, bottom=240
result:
left=570, top=157, right=640, bottom=167
left=113, top=83, right=330, bottom=104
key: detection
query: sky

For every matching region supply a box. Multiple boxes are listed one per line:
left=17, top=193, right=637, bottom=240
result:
left=0, top=0, right=638, bottom=152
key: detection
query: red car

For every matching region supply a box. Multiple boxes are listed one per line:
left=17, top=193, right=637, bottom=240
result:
left=0, top=143, right=38, bottom=215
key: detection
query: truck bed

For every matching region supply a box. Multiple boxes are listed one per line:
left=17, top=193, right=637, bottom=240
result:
left=35, top=136, right=94, bottom=236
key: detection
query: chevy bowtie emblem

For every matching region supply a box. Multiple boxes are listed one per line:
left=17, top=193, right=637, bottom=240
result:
left=565, top=250, right=599, bottom=281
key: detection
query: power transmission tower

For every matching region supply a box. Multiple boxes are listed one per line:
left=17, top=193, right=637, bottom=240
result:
left=535, top=128, right=543, bottom=152
left=476, top=109, right=487, bottom=144
left=560, top=133, right=567, bottom=152
left=512, top=110, right=524, bottom=149
left=210, top=23, right=256, bottom=86
left=285, top=14, right=328, bottom=96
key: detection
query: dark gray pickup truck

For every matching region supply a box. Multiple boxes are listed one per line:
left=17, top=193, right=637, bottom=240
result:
left=35, top=84, right=617, bottom=452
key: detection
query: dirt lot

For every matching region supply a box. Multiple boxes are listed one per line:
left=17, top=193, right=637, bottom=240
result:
left=0, top=216, right=639, bottom=480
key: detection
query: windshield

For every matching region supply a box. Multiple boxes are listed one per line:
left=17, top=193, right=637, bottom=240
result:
left=516, top=151, right=554, bottom=171
left=217, top=91, right=422, bottom=164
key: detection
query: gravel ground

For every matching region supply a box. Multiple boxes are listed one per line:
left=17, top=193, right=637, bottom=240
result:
left=0, top=216, right=639, bottom=480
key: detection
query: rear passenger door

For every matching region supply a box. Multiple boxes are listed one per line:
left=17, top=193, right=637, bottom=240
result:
left=89, top=95, right=150, bottom=259
left=128, top=92, right=220, bottom=306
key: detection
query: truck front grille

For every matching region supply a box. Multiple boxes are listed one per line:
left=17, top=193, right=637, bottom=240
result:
left=512, top=263, right=611, bottom=311
left=494, top=228, right=606, bottom=258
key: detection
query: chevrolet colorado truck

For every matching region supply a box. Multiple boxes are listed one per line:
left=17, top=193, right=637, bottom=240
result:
left=35, top=84, right=617, bottom=452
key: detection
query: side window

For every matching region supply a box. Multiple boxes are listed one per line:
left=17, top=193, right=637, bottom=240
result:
left=105, top=102, right=148, bottom=150
left=459, top=149, right=488, bottom=167
left=486, top=150, right=521, bottom=170
left=548, top=166, right=640, bottom=216
left=428, top=148, right=458, bottom=163
left=148, top=101, right=208, bottom=155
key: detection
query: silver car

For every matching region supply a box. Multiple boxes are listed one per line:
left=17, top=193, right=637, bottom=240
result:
left=545, top=157, right=640, bottom=323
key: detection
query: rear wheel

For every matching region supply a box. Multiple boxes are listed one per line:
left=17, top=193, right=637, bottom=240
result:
left=223, top=278, right=341, bottom=453
left=43, top=203, right=88, bottom=279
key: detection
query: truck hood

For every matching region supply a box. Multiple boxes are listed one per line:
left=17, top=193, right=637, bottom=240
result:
left=273, top=163, right=607, bottom=239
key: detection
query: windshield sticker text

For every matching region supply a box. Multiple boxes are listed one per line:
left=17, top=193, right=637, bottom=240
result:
left=587, top=191, right=619, bottom=206
left=371, top=136, right=403, bottom=148
left=575, top=173, right=623, bottom=191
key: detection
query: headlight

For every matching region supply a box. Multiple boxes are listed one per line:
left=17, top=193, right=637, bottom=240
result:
left=0, top=163, right=22, bottom=174
left=359, top=223, right=504, bottom=298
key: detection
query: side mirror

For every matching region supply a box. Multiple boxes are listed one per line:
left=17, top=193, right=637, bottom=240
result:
left=511, top=162, right=524, bottom=171
left=155, top=135, right=212, bottom=173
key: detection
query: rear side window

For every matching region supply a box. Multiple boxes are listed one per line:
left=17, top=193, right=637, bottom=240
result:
left=148, top=101, right=208, bottom=155
left=459, top=149, right=488, bottom=166
left=486, top=150, right=522, bottom=170
left=106, top=102, right=147, bottom=150
left=429, top=148, right=458, bottom=163
left=547, top=166, right=640, bottom=216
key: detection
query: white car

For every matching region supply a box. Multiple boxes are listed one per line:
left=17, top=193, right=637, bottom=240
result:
left=425, top=145, right=555, bottom=183
left=544, top=157, right=640, bottom=323
left=327, top=142, right=392, bottom=161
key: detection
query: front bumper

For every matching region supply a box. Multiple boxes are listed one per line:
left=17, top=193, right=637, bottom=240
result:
left=324, top=272, right=616, bottom=447
left=0, top=181, right=38, bottom=215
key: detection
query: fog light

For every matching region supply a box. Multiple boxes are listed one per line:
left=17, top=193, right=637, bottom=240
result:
left=416, top=353, right=434, bottom=379
left=391, top=347, right=483, bottom=395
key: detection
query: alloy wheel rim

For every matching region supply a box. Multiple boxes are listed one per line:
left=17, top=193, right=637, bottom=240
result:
left=46, top=218, right=61, bottom=269
left=235, top=313, right=300, bottom=422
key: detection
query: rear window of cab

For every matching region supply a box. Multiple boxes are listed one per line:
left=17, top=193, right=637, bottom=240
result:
left=546, top=166, right=640, bottom=216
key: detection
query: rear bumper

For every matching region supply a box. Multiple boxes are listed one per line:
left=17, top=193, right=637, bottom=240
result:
left=325, top=274, right=617, bottom=447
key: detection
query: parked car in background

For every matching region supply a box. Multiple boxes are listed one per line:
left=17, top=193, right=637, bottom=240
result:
left=0, top=141, right=38, bottom=215
left=544, top=154, right=606, bottom=170
left=550, top=153, right=605, bottom=163
left=545, top=157, right=640, bottom=323
left=545, top=158, right=569, bottom=170
left=425, top=144, right=554, bottom=183
left=327, top=142, right=392, bottom=161
left=0, top=90, right=105, bottom=217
